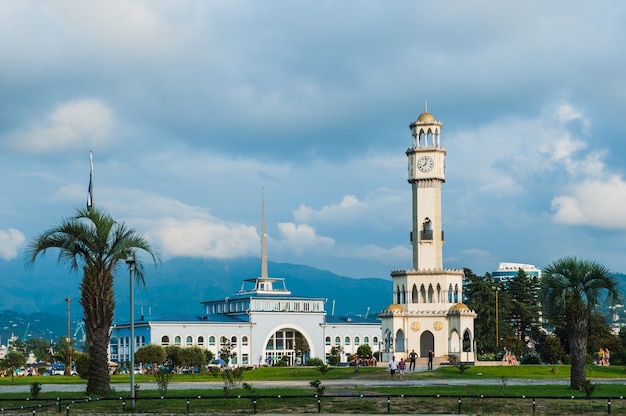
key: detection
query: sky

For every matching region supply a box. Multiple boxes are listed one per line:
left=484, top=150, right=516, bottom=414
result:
left=1, top=1, right=626, bottom=280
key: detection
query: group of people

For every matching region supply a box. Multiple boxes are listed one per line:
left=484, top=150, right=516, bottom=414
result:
left=598, top=347, right=611, bottom=366
left=387, top=348, right=435, bottom=381
left=502, top=347, right=519, bottom=366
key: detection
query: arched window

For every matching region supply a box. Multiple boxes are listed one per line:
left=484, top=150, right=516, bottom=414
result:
left=422, top=218, right=433, bottom=240
left=161, top=335, right=170, bottom=346
left=209, top=336, right=216, bottom=346
left=412, top=284, right=419, bottom=303
left=242, top=336, right=248, bottom=346
left=220, top=336, right=228, bottom=346
left=427, top=284, right=434, bottom=303
left=334, top=336, right=341, bottom=346
left=198, top=336, right=204, bottom=346
left=354, top=337, right=360, bottom=345
left=364, top=336, right=369, bottom=344
left=396, top=284, right=401, bottom=304
left=373, top=336, right=379, bottom=344
left=345, top=336, right=351, bottom=345
left=231, top=336, right=238, bottom=346
left=186, top=336, right=193, bottom=346
left=174, top=336, right=181, bottom=346
left=325, top=336, right=331, bottom=345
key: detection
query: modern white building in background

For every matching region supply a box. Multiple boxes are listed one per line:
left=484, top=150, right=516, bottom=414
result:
left=379, top=105, right=477, bottom=363
left=109, top=197, right=381, bottom=366
left=492, top=262, right=542, bottom=286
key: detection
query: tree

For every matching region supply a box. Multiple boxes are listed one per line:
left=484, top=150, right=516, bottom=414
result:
left=2, top=350, right=27, bottom=384
left=25, top=207, right=159, bottom=395
left=294, top=334, right=310, bottom=365
left=508, top=268, right=541, bottom=345
left=179, top=346, right=206, bottom=375
left=540, top=257, right=621, bottom=390
left=165, top=345, right=182, bottom=369
left=26, top=338, right=53, bottom=363
left=356, top=343, right=372, bottom=358
left=135, top=344, right=166, bottom=372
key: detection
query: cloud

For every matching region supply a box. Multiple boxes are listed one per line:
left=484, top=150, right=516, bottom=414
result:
left=275, top=223, right=335, bottom=256
left=149, top=218, right=258, bottom=259
left=551, top=175, right=626, bottom=229
left=5, top=99, right=114, bottom=154
left=293, top=195, right=364, bottom=223
left=0, top=228, right=26, bottom=260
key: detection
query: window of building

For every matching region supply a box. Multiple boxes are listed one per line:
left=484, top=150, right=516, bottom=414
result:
left=354, top=337, right=360, bottom=345
left=198, top=336, right=204, bottom=346
left=364, top=336, right=369, bottom=344
left=325, top=336, right=331, bottom=345
left=242, top=336, right=248, bottom=346
left=334, top=336, right=340, bottom=346
left=186, top=336, right=193, bottom=346
left=174, top=336, right=181, bottom=346
left=242, top=354, right=249, bottom=365
left=209, top=336, right=216, bottom=346
left=373, top=336, right=379, bottom=345
left=161, top=335, right=169, bottom=346
left=231, top=336, right=238, bottom=346
left=345, top=336, right=350, bottom=345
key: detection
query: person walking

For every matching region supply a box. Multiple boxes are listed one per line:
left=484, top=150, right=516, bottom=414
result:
left=388, top=356, right=398, bottom=381
left=408, top=349, right=417, bottom=371
left=398, top=358, right=406, bottom=381
left=427, top=349, right=434, bottom=370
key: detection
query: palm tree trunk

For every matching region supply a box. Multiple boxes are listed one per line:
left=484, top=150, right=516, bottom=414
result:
left=568, top=303, right=589, bottom=390
left=81, top=267, right=115, bottom=396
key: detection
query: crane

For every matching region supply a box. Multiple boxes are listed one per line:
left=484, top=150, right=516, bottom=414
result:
left=22, top=323, right=30, bottom=341
left=74, top=321, right=86, bottom=348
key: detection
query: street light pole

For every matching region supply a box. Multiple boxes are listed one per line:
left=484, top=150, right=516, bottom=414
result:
left=495, top=288, right=499, bottom=349
left=65, top=298, right=71, bottom=375
left=126, top=252, right=136, bottom=408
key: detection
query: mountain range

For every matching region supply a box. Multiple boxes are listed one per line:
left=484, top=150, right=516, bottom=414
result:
left=0, top=256, right=391, bottom=345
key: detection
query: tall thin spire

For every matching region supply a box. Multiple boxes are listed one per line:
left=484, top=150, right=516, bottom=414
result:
left=261, top=188, right=268, bottom=278
left=424, top=99, right=428, bottom=113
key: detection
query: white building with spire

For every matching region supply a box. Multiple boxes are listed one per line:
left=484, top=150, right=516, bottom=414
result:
left=379, top=105, right=476, bottom=364
left=109, top=194, right=381, bottom=367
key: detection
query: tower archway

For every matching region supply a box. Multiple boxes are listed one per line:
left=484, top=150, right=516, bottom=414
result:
left=420, top=331, right=434, bottom=357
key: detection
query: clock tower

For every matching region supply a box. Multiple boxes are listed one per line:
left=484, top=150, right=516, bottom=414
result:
left=380, top=104, right=476, bottom=365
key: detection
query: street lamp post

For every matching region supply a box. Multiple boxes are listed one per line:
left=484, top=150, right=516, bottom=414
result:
left=126, top=252, right=136, bottom=408
left=65, top=298, right=71, bottom=376
left=495, top=287, right=500, bottom=349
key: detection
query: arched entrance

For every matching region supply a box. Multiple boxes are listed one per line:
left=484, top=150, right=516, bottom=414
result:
left=395, top=329, right=406, bottom=352
left=420, top=331, right=434, bottom=357
left=264, top=328, right=310, bottom=366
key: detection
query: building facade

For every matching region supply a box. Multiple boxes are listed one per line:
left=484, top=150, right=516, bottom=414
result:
left=379, top=105, right=476, bottom=363
left=109, top=196, right=381, bottom=367
left=492, top=262, right=542, bottom=286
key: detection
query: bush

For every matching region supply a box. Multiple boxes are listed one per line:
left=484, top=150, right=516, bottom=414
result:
left=307, top=357, right=324, bottom=367
left=30, top=382, right=42, bottom=398
left=520, top=353, right=541, bottom=364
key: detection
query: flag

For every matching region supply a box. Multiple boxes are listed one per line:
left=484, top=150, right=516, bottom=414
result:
left=87, top=151, right=93, bottom=211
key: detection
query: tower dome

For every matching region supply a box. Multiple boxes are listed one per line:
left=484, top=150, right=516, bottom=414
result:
left=449, top=302, right=471, bottom=313
left=385, top=303, right=403, bottom=313
left=416, top=111, right=435, bottom=123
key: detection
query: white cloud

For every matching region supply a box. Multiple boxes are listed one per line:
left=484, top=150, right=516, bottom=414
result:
left=149, top=218, right=258, bottom=259
left=275, top=223, right=335, bottom=256
left=293, top=195, right=364, bottom=223
left=551, top=175, right=626, bottom=229
left=0, top=228, right=26, bottom=260
left=6, top=99, right=113, bottom=154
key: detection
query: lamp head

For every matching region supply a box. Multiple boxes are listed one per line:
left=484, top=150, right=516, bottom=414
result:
left=126, top=251, right=135, bottom=264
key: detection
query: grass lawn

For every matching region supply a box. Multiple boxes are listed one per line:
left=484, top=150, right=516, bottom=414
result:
left=1, top=364, right=625, bottom=414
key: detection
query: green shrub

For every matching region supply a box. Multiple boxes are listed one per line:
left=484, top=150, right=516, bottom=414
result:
left=30, top=382, right=42, bottom=398
left=520, top=353, right=541, bottom=364
left=307, top=357, right=324, bottom=366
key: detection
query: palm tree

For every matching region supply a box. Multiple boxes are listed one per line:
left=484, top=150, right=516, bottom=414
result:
left=26, top=207, right=159, bottom=395
left=540, top=256, right=621, bottom=390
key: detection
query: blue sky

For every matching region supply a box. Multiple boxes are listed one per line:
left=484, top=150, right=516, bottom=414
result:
left=2, top=1, right=626, bottom=279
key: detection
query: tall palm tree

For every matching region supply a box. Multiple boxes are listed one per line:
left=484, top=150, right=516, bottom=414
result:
left=540, top=256, right=620, bottom=390
left=26, top=207, right=159, bottom=395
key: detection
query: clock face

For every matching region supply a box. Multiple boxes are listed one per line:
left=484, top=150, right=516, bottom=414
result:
left=417, top=156, right=434, bottom=172
left=411, top=322, right=420, bottom=332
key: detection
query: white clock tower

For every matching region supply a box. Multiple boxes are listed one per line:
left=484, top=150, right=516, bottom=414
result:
left=380, top=104, right=476, bottom=365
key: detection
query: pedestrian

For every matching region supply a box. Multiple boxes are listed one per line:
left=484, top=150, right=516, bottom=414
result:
left=605, top=348, right=611, bottom=366
left=388, top=355, right=398, bottom=381
left=408, top=349, right=417, bottom=371
left=427, top=349, right=434, bottom=370
left=398, top=358, right=406, bottom=380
